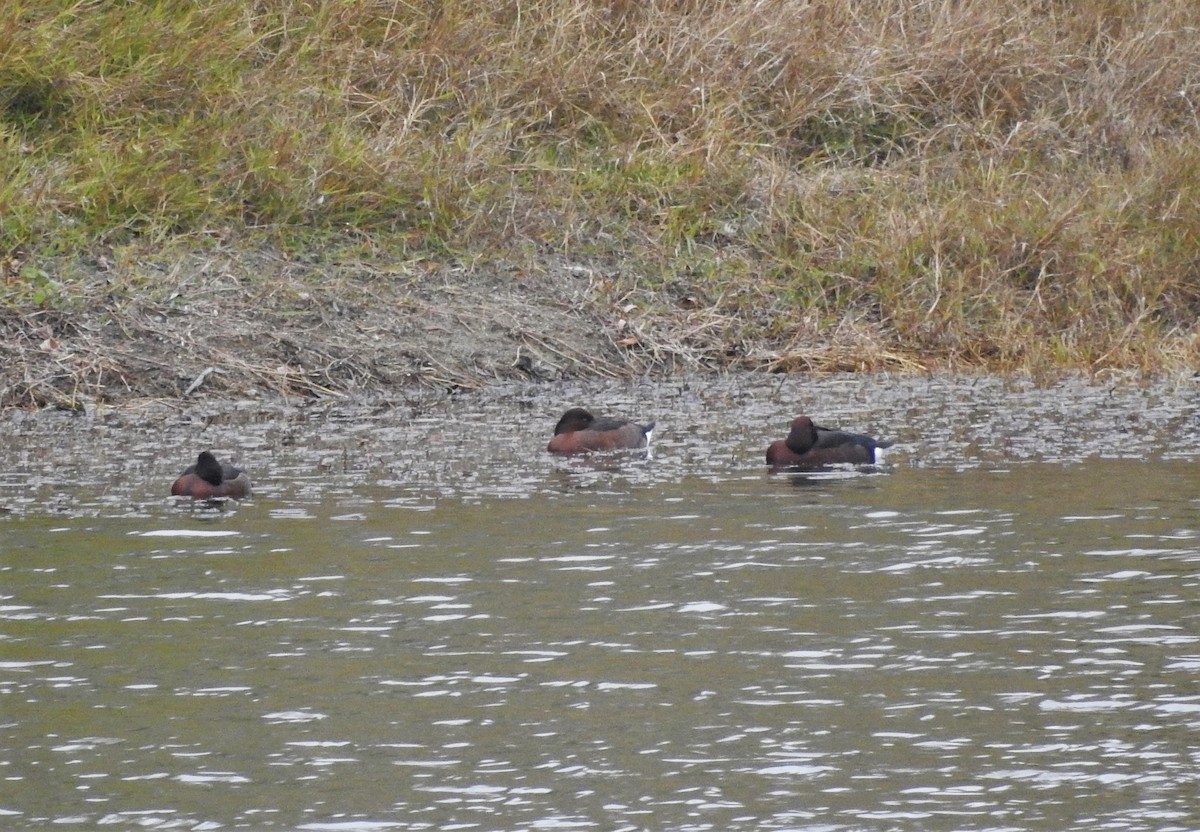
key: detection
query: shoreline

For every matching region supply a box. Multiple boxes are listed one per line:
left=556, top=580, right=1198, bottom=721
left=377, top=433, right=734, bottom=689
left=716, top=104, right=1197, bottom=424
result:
left=3, top=243, right=1194, bottom=412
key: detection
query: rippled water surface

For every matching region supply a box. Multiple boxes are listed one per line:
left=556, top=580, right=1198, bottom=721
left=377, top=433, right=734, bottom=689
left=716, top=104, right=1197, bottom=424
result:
left=2, top=374, right=1199, bottom=831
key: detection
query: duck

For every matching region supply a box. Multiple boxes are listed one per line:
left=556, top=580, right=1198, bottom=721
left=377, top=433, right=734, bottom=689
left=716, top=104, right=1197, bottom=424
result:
left=766, top=416, right=892, bottom=467
left=170, top=451, right=252, bottom=499
left=547, top=408, right=655, bottom=454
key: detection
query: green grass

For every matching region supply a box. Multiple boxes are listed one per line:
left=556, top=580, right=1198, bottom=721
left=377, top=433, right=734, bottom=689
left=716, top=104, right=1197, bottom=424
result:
left=3, top=0, right=1199, bottom=371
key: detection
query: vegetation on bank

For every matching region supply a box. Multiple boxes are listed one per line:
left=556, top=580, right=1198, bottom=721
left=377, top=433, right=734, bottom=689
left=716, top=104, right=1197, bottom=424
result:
left=2, top=0, right=1199, bottom=395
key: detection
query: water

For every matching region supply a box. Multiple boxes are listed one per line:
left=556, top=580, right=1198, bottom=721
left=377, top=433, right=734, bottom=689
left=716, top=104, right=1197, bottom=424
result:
left=2, top=373, right=1199, bottom=831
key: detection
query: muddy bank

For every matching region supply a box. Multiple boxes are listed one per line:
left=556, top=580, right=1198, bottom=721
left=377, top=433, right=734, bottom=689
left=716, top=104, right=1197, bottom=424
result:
left=1, top=247, right=927, bottom=410
left=1, top=249, right=646, bottom=408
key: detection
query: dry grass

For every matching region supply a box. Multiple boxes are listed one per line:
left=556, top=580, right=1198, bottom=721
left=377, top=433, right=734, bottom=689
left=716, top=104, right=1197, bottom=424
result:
left=3, top=0, right=1200, bottom=393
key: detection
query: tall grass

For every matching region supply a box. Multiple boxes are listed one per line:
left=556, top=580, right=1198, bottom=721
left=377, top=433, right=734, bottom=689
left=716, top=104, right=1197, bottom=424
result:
left=3, top=0, right=1199, bottom=370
